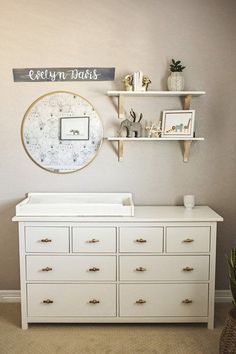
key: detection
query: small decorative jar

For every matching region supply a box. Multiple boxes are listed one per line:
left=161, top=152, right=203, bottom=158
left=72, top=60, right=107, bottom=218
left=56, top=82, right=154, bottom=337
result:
left=167, top=72, right=184, bottom=91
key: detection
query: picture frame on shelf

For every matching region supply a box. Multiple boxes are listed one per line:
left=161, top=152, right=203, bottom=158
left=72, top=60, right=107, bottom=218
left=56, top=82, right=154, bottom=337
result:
left=60, top=116, right=90, bottom=140
left=161, top=110, right=195, bottom=138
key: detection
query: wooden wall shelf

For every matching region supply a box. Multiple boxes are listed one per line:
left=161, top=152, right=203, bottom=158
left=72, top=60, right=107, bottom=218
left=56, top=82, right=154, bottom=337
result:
left=107, top=90, right=206, bottom=118
left=106, top=137, right=204, bottom=163
left=106, top=90, right=205, bottom=163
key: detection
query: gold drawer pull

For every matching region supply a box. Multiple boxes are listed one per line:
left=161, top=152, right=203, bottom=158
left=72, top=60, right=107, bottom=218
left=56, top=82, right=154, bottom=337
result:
left=88, top=267, right=100, bottom=272
left=182, top=267, right=194, bottom=272
left=182, top=238, right=194, bottom=243
left=136, top=238, right=147, bottom=243
left=41, top=267, right=53, bottom=272
left=43, top=299, right=53, bottom=304
left=182, top=299, right=193, bottom=304
left=40, top=238, right=52, bottom=243
left=136, top=267, right=147, bottom=272
left=87, top=239, right=100, bottom=243
left=136, top=299, right=146, bottom=304
left=89, top=299, right=100, bottom=304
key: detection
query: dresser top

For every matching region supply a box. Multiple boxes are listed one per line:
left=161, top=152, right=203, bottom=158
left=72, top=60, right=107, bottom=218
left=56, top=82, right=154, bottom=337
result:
left=12, top=206, right=223, bottom=222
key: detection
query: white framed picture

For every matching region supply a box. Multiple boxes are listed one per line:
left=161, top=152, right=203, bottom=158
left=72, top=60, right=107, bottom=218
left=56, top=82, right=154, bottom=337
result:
left=161, top=110, right=195, bottom=138
left=60, top=117, right=90, bottom=140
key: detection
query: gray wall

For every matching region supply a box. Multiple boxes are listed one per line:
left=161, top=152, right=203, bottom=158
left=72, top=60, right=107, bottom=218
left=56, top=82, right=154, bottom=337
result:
left=0, top=0, right=236, bottom=290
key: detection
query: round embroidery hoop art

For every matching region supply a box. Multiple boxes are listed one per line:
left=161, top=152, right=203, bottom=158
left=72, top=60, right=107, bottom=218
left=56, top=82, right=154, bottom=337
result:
left=21, top=91, right=103, bottom=174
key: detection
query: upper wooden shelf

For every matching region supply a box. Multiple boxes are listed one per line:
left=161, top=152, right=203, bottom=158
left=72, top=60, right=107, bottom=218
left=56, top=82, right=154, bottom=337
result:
left=107, top=90, right=206, bottom=97
left=107, top=91, right=206, bottom=118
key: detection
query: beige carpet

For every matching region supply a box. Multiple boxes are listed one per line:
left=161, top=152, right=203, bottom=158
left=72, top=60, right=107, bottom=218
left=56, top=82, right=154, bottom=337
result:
left=0, top=303, right=230, bottom=354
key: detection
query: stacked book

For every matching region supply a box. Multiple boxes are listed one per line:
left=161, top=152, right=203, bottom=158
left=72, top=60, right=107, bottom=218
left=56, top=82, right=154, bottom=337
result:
left=133, top=71, right=145, bottom=91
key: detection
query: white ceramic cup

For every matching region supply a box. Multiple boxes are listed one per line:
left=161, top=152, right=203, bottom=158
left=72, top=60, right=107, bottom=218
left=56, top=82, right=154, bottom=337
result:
left=184, top=195, right=195, bottom=209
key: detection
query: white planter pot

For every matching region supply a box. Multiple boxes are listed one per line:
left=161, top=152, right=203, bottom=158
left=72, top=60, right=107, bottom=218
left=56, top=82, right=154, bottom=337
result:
left=167, top=72, right=184, bottom=91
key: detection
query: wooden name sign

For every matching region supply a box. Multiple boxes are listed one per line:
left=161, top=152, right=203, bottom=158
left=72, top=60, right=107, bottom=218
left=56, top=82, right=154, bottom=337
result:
left=13, top=67, right=115, bottom=82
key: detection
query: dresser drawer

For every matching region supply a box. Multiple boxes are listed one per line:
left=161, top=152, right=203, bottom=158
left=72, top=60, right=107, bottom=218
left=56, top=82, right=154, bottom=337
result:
left=119, top=255, right=209, bottom=281
left=119, top=227, right=163, bottom=253
left=120, top=283, right=208, bottom=317
left=26, top=255, right=116, bottom=281
left=27, top=284, right=116, bottom=317
left=72, top=227, right=116, bottom=253
left=166, top=227, right=210, bottom=253
left=25, top=227, right=69, bottom=253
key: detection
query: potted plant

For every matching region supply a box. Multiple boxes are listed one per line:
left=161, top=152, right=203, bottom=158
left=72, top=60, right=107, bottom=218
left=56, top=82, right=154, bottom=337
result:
left=167, top=59, right=186, bottom=91
left=219, top=248, right=236, bottom=353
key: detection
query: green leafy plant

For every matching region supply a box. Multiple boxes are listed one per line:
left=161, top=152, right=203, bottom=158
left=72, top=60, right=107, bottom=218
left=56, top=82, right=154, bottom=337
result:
left=227, top=248, right=236, bottom=308
left=170, top=59, right=186, bottom=72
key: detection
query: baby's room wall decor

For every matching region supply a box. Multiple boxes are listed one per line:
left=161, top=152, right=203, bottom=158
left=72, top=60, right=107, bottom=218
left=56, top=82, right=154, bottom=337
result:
left=13, top=67, right=115, bottom=82
left=21, top=91, right=103, bottom=173
left=161, top=110, right=195, bottom=138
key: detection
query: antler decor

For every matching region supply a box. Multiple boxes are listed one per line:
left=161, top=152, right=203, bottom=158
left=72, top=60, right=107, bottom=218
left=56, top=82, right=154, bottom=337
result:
left=130, top=109, right=143, bottom=123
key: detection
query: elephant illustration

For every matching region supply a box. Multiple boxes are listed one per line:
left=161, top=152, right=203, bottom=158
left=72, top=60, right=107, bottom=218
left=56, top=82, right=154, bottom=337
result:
left=119, top=109, right=143, bottom=138
left=70, top=129, right=80, bottom=135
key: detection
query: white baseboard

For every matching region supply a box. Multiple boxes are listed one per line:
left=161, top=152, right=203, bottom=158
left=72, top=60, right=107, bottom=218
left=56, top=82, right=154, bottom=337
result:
left=0, top=289, right=232, bottom=303
left=0, top=290, right=21, bottom=303
left=215, top=290, right=232, bottom=303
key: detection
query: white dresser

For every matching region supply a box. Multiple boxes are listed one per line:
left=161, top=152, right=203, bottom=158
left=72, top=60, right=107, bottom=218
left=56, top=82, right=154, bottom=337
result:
left=13, top=205, right=223, bottom=329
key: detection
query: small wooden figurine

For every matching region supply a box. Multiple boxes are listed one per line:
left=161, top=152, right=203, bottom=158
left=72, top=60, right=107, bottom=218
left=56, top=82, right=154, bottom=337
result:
left=145, top=120, right=162, bottom=138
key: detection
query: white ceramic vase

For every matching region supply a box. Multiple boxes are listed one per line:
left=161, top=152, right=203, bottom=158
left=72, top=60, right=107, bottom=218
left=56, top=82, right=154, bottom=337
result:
left=167, top=72, right=184, bottom=91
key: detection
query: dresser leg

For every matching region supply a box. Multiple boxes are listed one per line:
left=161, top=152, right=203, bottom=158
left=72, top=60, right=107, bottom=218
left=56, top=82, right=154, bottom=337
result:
left=21, top=319, right=28, bottom=330
left=207, top=318, right=214, bottom=330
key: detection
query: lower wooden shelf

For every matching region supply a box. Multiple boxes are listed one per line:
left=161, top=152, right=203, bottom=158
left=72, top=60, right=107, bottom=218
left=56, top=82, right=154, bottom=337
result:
left=106, top=137, right=204, bottom=162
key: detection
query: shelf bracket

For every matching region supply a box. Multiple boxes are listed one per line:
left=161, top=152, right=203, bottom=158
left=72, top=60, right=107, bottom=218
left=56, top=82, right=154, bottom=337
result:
left=118, top=95, right=125, bottom=119
left=181, top=140, right=192, bottom=162
left=118, top=140, right=124, bottom=161
left=182, top=95, right=192, bottom=110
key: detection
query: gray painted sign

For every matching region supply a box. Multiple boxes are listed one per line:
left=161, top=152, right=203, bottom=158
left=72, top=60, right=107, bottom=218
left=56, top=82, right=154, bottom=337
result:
left=13, top=67, right=115, bottom=82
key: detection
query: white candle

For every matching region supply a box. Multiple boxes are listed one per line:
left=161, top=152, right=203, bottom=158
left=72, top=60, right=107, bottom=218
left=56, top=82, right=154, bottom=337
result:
left=184, top=195, right=195, bottom=209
